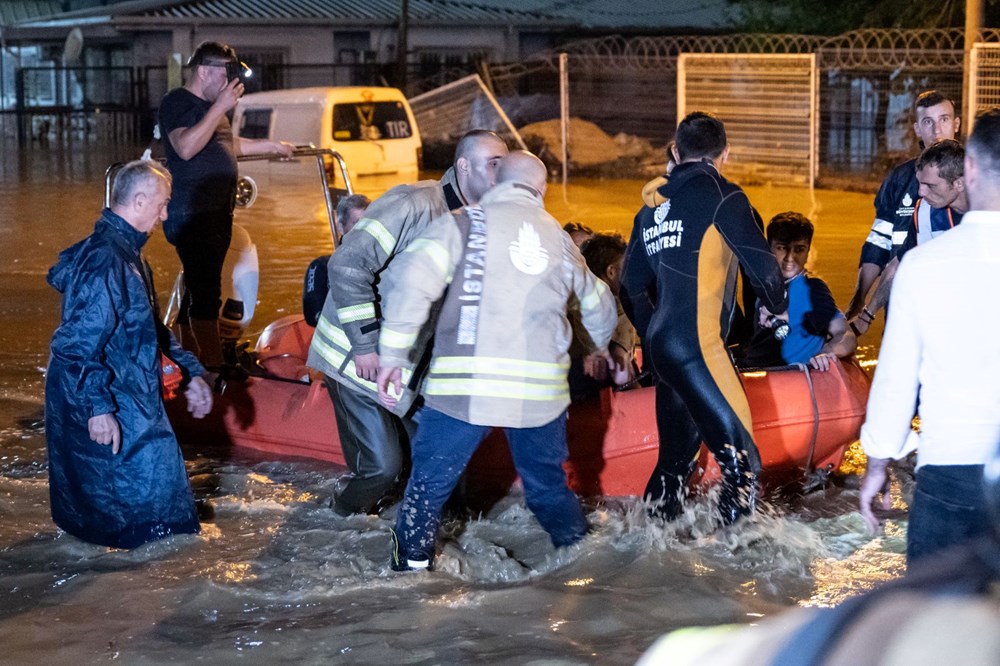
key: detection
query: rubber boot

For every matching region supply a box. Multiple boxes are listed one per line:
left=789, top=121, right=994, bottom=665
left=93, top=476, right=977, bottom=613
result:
left=189, top=317, right=225, bottom=368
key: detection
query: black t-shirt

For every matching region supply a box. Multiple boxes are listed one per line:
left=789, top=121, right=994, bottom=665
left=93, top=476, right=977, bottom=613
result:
left=158, top=88, right=238, bottom=217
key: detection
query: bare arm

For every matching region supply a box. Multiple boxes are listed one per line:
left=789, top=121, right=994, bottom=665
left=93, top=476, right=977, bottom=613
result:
left=167, top=79, right=243, bottom=161
left=237, top=136, right=295, bottom=157
left=845, top=262, right=882, bottom=320
left=849, top=257, right=899, bottom=336
left=823, top=316, right=857, bottom=359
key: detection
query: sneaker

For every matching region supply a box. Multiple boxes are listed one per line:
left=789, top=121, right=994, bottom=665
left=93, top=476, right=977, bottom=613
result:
left=389, top=528, right=433, bottom=572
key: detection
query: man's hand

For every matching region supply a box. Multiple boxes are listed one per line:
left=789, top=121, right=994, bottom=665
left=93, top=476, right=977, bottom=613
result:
left=377, top=366, right=403, bottom=410
left=271, top=140, right=295, bottom=158
left=88, top=413, right=121, bottom=454
left=609, top=346, right=636, bottom=385
left=353, top=352, right=379, bottom=382
left=582, top=352, right=609, bottom=382
left=185, top=376, right=213, bottom=419
left=759, top=305, right=789, bottom=328
left=859, top=456, right=893, bottom=533
left=213, top=78, right=243, bottom=114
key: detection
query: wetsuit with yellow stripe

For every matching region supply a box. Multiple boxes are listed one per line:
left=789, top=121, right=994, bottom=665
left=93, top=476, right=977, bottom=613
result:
left=621, top=161, right=787, bottom=524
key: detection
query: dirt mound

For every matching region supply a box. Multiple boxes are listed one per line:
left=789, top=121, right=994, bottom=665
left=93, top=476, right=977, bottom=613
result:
left=518, top=118, right=662, bottom=177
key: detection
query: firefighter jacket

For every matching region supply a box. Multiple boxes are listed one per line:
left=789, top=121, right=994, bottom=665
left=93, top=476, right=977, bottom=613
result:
left=378, top=180, right=618, bottom=428
left=306, top=167, right=465, bottom=415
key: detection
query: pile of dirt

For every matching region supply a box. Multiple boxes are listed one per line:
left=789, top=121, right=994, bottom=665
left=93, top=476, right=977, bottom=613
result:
left=518, top=118, right=662, bottom=177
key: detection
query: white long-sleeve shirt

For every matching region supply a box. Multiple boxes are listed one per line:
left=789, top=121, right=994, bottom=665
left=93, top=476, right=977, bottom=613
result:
left=860, top=211, right=1000, bottom=466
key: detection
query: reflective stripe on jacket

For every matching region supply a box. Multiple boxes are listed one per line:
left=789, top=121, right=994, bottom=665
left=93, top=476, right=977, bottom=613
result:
left=306, top=168, right=463, bottom=414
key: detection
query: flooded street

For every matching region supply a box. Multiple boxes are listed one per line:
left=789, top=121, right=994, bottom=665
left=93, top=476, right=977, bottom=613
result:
left=0, top=141, right=903, bottom=664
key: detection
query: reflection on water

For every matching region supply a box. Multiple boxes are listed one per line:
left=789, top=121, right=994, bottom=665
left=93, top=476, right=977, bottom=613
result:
left=0, top=139, right=900, bottom=663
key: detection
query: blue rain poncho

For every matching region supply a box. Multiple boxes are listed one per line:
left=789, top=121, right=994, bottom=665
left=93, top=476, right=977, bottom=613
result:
left=45, top=209, right=202, bottom=548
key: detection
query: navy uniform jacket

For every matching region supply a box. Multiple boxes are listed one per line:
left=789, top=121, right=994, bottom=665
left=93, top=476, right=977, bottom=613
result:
left=859, top=158, right=920, bottom=269
left=45, top=210, right=202, bottom=548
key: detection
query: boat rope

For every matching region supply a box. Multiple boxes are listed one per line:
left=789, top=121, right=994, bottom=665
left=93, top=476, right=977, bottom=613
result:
left=796, top=362, right=821, bottom=478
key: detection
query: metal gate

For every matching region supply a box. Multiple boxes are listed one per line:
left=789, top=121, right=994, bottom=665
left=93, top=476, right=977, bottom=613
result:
left=677, top=53, right=817, bottom=187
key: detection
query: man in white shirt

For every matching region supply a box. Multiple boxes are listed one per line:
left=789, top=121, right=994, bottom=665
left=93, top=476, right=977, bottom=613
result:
left=859, top=108, right=1000, bottom=565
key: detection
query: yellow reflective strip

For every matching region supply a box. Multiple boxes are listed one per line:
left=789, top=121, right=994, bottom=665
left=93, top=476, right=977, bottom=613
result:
left=312, top=327, right=412, bottom=392
left=316, top=315, right=352, bottom=350
left=430, top=356, right=567, bottom=381
left=425, top=377, right=568, bottom=401
left=337, top=302, right=376, bottom=324
left=355, top=217, right=395, bottom=255
left=380, top=327, right=418, bottom=350
left=579, top=279, right=608, bottom=311
left=405, top=238, right=451, bottom=278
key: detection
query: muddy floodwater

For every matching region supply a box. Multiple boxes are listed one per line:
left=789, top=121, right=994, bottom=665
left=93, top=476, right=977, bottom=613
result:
left=0, top=143, right=905, bottom=664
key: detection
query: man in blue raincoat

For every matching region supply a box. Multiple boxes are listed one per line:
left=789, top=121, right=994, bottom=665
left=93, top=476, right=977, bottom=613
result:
left=46, top=160, right=213, bottom=549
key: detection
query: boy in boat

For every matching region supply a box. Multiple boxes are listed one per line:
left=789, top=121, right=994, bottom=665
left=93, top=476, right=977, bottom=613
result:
left=737, top=212, right=856, bottom=371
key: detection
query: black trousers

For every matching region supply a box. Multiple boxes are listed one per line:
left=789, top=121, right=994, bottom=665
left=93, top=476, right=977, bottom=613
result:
left=324, top=377, right=414, bottom=515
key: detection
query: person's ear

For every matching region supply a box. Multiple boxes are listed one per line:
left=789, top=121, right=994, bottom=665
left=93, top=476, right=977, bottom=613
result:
left=456, top=155, right=470, bottom=176
left=720, top=145, right=730, bottom=165
left=133, top=190, right=149, bottom=211
left=956, top=176, right=966, bottom=192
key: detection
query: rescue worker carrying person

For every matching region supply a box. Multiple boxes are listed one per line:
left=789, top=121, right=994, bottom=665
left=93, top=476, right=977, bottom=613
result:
left=376, top=151, right=617, bottom=570
left=620, top=111, right=788, bottom=526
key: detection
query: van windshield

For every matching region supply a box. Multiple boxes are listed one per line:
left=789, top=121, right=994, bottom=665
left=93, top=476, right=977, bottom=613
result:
left=332, top=102, right=413, bottom=141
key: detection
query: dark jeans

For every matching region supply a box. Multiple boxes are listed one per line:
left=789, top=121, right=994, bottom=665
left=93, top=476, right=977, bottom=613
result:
left=907, top=464, right=989, bottom=565
left=392, top=408, right=587, bottom=563
left=167, top=210, right=232, bottom=322
left=325, top=378, right=413, bottom=515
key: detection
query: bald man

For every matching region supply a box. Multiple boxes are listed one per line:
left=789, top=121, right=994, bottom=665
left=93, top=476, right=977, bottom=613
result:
left=376, top=150, right=617, bottom=571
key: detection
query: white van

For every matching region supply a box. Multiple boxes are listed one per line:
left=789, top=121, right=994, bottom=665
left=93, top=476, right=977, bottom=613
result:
left=233, top=86, right=421, bottom=181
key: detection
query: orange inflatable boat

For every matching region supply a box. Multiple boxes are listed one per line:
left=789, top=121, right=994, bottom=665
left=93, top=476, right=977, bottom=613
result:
left=169, top=314, right=870, bottom=498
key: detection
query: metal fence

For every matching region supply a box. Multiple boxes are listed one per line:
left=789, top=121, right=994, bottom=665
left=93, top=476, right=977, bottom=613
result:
left=9, top=29, right=1000, bottom=185
left=489, top=29, right=999, bottom=184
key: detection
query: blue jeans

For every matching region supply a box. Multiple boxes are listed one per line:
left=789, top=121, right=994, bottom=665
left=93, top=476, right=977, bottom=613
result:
left=392, top=408, right=587, bottom=563
left=907, top=464, right=988, bottom=565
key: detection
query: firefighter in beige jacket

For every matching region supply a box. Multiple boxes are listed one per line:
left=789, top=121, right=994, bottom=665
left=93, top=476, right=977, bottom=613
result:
left=306, top=130, right=508, bottom=516
left=376, top=151, right=617, bottom=570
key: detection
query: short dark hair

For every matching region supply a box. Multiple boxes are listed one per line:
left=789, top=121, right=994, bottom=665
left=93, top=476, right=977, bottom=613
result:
left=916, top=139, right=964, bottom=183
left=335, top=193, right=370, bottom=222
left=454, top=130, right=505, bottom=164
left=581, top=232, right=626, bottom=278
left=187, top=41, right=237, bottom=68
left=914, top=90, right=955, bottom=115
left=563, top=221, right=594, bottom=236
left=766, top=211, right=814, bottom=245
left=967, top=108, right=1000, bottom=177
left=111, top=160, right=171, bottom=206
left=674, top=111, right=727, bottom=162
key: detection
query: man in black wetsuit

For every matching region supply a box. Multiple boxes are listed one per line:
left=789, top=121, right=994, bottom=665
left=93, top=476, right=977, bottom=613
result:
left=621, top=112, right=787, bottom=525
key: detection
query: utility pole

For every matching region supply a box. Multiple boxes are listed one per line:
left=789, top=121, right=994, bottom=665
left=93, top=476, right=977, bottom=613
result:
left=964, top=0, right=983, bottom=135
left=396, top=0, right=409, bottom=91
